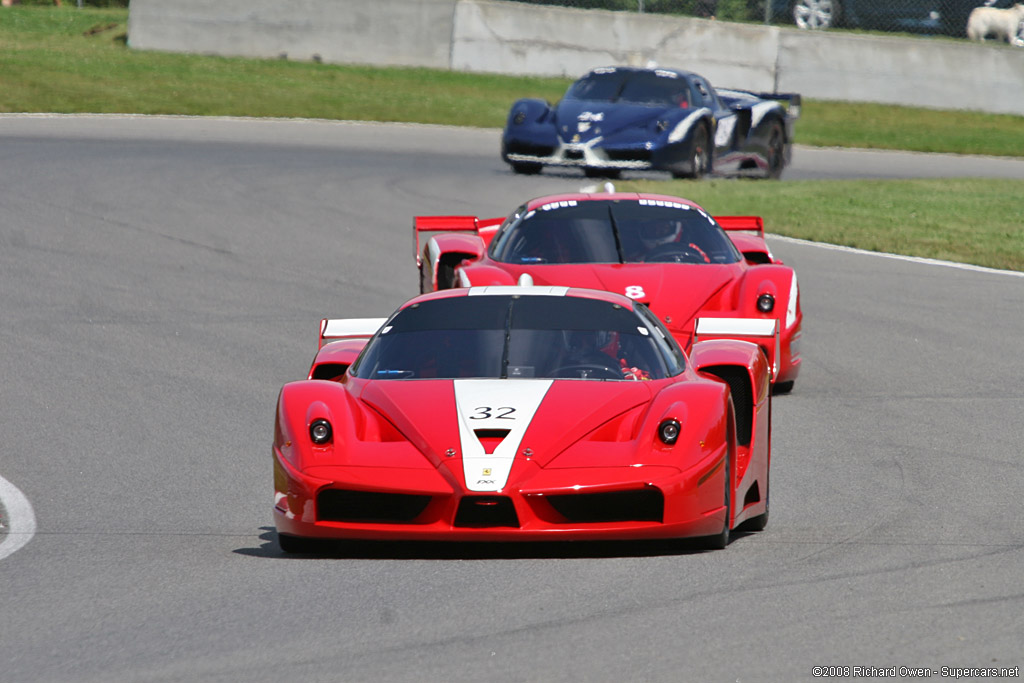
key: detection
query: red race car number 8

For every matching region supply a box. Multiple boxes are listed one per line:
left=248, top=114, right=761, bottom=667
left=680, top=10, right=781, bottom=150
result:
left=625, top=285, right=646, bottom=299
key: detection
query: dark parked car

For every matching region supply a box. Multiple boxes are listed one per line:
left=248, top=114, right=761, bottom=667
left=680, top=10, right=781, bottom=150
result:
left=771, top=0, right=1005, bottom=35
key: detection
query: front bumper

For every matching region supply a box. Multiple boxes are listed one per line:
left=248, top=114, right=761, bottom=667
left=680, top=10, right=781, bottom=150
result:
left=273, top=447, right=728, bottom=543
left=502, top=136, right=691, bottom=174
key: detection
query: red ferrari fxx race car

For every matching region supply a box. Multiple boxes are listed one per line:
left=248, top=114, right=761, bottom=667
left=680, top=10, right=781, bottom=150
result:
left=273, top=286, right=771, bottom=553
left=414, top=191, right=801, bottom=392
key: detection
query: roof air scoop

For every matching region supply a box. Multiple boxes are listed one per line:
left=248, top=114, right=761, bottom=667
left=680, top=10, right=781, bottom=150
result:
left=517, top=272, right=534, bottom=287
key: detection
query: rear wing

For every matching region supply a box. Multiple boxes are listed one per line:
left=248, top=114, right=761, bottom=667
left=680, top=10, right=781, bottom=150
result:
left=714, top=216, right=778, bottom=264
left=757, top=92, right=801, bottom=120
left=318, top=317, right=387, bottom=349
left=714, top=216, right=763, bottom=237
left=717, top=90, right=801, bottom=120
left=413, top=215, right=504, bottom=291
left=694, top=317, right=780, bottom=380
left=413, top=216, right=479, bottom=269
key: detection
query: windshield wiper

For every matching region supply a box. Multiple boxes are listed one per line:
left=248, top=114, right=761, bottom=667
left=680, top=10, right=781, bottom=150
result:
left=499, top=298, right=514, bottom=379
left=607, top=206, right=625, bottom=264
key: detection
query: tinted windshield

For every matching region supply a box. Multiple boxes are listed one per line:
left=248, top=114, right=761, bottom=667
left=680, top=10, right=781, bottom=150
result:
left=565, top=70, right=691, bottom=107
left=349, top=294, right=683, bottom=381
left=489, top=199, right=742, bottom=265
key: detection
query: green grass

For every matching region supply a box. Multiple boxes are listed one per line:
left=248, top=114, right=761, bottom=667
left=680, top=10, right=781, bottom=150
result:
left=2, top=5, right=1022, bottom=271
left=619, top=178, right=1024, bottom=272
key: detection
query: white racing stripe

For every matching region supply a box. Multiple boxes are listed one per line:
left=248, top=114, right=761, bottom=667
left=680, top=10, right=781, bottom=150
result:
left=454, top=379, right=553, bottom=492
left=0, top=475, right=37, bottom=561
left=768, top=234, right=1024, bottom=279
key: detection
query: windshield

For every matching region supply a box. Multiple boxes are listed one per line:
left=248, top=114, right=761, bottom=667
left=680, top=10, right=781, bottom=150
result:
left=565, top=70, right=691, bottom=107
left=488, top=199, right=742, bottom=266
left=349, top=295, right=684, bottom=381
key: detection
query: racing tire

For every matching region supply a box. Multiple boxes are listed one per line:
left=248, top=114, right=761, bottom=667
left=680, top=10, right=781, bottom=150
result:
left=764, top=121, right=785, bottom=180
left=739, top=471, right=769, bottom=532
left=418, top=262, right=431, bottom=295
left=699, top=454, right=731, bottom=550
left=584, top=168, right=621, bottom=180
left=772, top=379, right=795, bottom=395
left=511, top=162, right=543, bottom=175
left=278, top=532, right=326, bottom=555
left=673, top=125, right=710, bottom=180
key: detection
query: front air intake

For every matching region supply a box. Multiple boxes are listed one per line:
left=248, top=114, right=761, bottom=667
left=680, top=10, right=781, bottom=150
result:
left=318, top=489, right=430, bottom=523
left=547, top=488, right=663, bottom=523
left=454, top=496, right=520, bottom=528
left=699, top=365, right=754, bottom=446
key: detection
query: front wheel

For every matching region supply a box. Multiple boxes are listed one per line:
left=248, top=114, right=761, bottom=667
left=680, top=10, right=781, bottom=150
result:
left=772, top=379, right=795, bottom=395
left=699, top=455, right=731, bottom=550
left=278, top=532, right=327, bottom=555
left=739, top=470, right=769, bottom=532
left=510, top=162, right=543, bottom=175
left=672, top=124, right=710, bottom=180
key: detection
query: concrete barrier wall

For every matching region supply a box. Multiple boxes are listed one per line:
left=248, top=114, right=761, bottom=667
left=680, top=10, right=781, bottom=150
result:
left=127, top=0, right=458, bottom=69
left=127, top=0, right=1024, bottom=116
left=774, top=30, right=1024, bottom=114
left=450, top=1, right=782, bottom=92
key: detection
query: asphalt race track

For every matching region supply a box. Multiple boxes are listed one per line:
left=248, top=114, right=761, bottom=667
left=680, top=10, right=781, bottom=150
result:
left=1, top=115, right=1023, bottom=683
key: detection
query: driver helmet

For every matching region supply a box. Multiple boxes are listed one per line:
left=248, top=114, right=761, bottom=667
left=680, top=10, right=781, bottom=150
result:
left=563, top=329, right=612, bottom=355
left=639, top=220, right=682, bottom=250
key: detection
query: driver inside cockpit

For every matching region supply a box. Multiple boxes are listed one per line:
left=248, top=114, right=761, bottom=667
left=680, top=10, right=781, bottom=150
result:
left=633, top=219, right=711, bottom=263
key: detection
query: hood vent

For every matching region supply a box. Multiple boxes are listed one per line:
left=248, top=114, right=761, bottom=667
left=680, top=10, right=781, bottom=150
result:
left=474, top=429, right=511, bottom=454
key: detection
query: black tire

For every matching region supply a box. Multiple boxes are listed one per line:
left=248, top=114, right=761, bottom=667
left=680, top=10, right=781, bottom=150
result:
left=772, top=379, right=795, bottom=395
left=511, top=162, right=543, bottom=175
left=763, top=121, right=785, bottom=180
left=436, top=254, right=462, bottom=290
left=699, top=454, right=731, bottom=550
left=278, top=532, right=325, bottom=555
left=673, top=124, right=710, bottom=180
left=739, top=470, right=769, bottom=533
left=418, top=261, right=431, bottom=295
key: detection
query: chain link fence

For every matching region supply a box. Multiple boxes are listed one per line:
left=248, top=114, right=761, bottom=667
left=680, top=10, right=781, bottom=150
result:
left=508, top=0, right=1022, bottom=39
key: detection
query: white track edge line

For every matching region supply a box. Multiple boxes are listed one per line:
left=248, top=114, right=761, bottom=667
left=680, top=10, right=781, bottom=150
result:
left=768, top=234, right=1024, bottom=279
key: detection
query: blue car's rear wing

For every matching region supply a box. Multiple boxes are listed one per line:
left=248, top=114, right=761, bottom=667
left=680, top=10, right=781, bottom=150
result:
left=718, top=89, right=801, bottom=120
left=757, top=92, right=801, bottom=120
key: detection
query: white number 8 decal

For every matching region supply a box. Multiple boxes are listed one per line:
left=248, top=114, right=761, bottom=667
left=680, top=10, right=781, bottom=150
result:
left=625, top=285, right=646, bottom=299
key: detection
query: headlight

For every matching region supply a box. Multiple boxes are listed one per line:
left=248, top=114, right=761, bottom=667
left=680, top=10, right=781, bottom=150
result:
left=310, top=418, right=332, bottom=445
left=657, top=418, right=681, bottom=445
left=757, top=293, right=775, bottom=313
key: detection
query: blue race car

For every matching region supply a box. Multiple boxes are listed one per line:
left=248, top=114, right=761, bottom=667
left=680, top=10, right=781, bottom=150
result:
left=501, top=66, right=801, bottom=180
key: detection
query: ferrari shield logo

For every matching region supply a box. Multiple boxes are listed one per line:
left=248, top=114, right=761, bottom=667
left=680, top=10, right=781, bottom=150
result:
left=572, top=134, right=580, bottom=143
left=482, top=468, right=492, bottom=476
